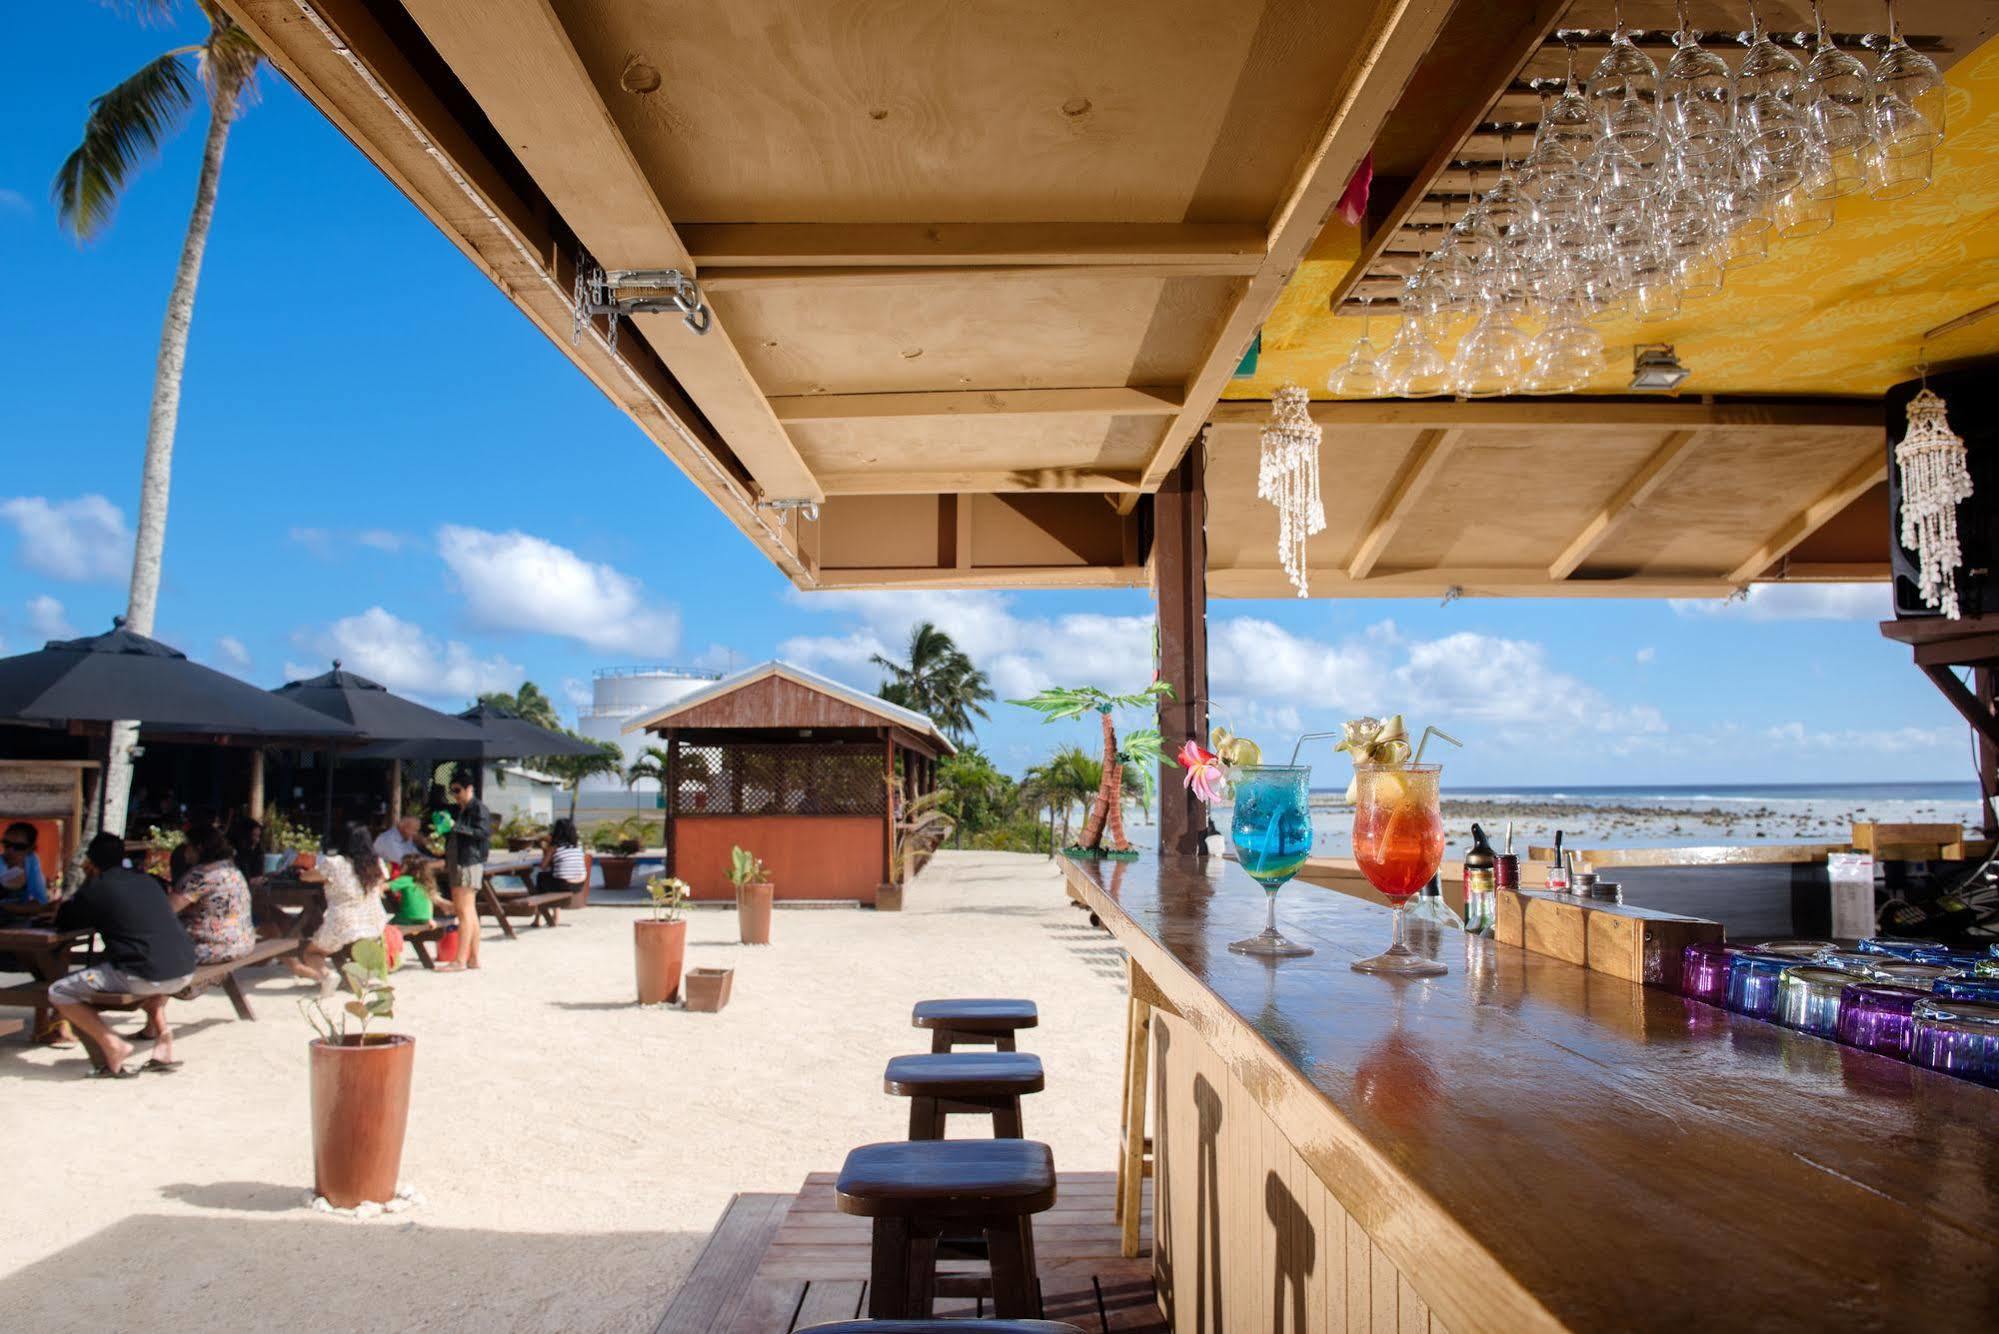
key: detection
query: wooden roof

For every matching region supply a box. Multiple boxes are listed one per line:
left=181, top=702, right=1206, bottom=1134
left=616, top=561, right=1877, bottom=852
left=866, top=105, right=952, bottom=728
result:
left=624, top=662, right=955, bottom=754
left=222, top=0, right=1999, bottom=601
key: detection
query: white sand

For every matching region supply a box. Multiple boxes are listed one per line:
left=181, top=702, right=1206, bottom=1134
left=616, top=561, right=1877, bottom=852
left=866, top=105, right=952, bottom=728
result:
left=0, top=852, right=1127, bottom=1332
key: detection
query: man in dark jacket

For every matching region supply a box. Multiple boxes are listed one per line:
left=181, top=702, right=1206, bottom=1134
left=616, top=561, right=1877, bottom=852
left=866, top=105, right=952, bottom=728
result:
left=444, top=770, right=491, bottom=971
left=51, top=832, right=198, bottom=1074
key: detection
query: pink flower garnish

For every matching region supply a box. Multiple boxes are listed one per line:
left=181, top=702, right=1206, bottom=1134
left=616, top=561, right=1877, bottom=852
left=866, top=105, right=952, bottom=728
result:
left=1176, top=740, right=1227, bottom=804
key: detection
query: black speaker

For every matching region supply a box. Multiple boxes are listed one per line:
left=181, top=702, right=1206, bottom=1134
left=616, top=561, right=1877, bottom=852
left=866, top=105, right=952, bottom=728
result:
left=1886, top=359, right=1998, bottom=619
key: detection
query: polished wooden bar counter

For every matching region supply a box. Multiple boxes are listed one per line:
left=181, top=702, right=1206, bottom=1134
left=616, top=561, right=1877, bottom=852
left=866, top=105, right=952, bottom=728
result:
left=1063, top=852, right=1999, bottom=1334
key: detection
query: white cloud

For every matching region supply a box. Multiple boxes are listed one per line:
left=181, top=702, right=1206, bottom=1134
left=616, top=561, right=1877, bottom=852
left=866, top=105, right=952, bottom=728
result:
left=1635, top=646, right=1656, bottom=664
left=0, top=495, right=133, bottom=582
left=291, top=526, right=408, bottom=558
left=1672, top=582, right=1886, bottom=621
left=561, top=677, right=593, bottom=709
left=355, top=529, right=406, bottom=553
left=0, top=189, right=28, bottom=218
left=1764, top=721, right=1957, bottom=754
left=435, top=525, right=679, bottom=656
left=215, top=635, right=252, bottom=671
left=26, top=595, right=75, bottom=641
left=1396, top=631, right=1666, bottom=738
left=294, top=606, right=522, bottom=701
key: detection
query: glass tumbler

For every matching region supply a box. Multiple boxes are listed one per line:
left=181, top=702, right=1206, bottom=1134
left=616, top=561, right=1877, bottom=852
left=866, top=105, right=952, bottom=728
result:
left=1911, top=998, right=1999, bottom=1088
left=1835, top=982, right=1931, bottom=1059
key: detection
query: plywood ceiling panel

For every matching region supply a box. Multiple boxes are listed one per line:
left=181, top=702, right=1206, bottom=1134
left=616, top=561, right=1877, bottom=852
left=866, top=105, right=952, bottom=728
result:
left=1583, top=427, right=1881, bottom=574
left=713, top=274, right=1239, bottom=396
left=550, top=0, right=1381, bottom=224
left=790, top=414, right=1165, bottom=481
left=1202, top=423, right=1431, bottom=571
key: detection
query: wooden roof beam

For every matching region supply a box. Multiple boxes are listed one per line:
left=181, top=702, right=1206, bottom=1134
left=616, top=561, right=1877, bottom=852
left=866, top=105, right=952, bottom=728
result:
left=397, top=0, right=822, bottom=503
left=1726, top=452, right=1890, bottom=585
left=679, top=222, right=1268, bottom=270
left=1206, top=399, right=1883, bottom=429
left=770, top=387, right=1183, bottom=423
left=1135, top=0, right=1462, bottom=493
left=818, top=469, right=1144, bottom=497
left=1207, top=566, right=1735, bottom=600
left=1347, top=428, right=1463, bottom=580
left=1549, top=430, right=1705, bottom=581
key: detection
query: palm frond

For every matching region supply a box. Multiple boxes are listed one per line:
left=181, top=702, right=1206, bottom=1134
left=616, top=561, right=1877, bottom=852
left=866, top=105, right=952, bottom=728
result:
left=53, top=51, right=198, bottom=240
left=1009, top=686, right=1108, bottom=721
left=104, top=0, right=181, bottom=23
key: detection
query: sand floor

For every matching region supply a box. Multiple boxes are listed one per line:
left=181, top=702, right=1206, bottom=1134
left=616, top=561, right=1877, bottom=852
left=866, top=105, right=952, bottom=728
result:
left=0, top=852, right=1128, bottom=1332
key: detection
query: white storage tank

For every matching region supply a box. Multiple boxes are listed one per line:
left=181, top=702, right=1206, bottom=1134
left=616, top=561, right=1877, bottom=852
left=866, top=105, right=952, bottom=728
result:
left=575, top=666, right=721, bottom=790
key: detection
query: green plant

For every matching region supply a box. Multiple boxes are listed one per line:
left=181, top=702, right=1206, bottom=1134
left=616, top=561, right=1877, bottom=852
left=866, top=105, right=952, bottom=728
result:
left=872, top=621, right=995, bottom=744
left=592, top=814, right=647, bottom=856
left=264, top=811, right=320, bottom=855
left=300, top=936, right=399, bottom=1042
left=644, top=876, right=689, bottom=922
left=146, top=825, right=185, bottom=853
left=890, top=788, right=957, bottom=884
left=496, top=813, right=544, bottom=844
left=728, top=846, right=769, bottom=889
left=1012, top=679, right=1172, bottom=854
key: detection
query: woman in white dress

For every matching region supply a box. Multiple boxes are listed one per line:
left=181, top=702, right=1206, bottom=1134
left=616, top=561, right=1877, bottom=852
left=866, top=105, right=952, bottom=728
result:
left=294, top=825, right=391, bottom=992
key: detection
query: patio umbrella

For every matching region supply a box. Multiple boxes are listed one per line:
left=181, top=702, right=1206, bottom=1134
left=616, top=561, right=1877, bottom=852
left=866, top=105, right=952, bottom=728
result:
left=273, top=663, right=490, bottom=829
left=0, top=622, right=363, bottom=740
left=350, top=700, right=603, bottom=762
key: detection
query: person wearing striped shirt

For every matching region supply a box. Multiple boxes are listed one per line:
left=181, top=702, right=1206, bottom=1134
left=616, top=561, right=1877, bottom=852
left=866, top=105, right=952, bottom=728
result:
left=537, top=818, right=589, bottom=895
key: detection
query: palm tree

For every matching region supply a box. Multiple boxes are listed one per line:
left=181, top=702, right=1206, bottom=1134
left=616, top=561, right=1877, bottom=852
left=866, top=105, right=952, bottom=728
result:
left=873, top=622, right=994, bottom=744
left=1024, top=745, right=1101, bottom=851
left=541, top=739, right=625, bottom=819
left=57, top=1, right=264, bottom=844
left=480, top=682, right=561, bottom=730
left=1012, top=681, right=1171, bottom=853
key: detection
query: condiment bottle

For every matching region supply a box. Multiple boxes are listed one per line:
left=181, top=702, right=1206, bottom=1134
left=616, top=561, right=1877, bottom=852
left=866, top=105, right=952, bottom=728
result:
left=1545, top=830, right=1570, bottom=892
left=1463, top=822, right=1497, bottom=936
left=1497, top=821, right=1519, bottom=892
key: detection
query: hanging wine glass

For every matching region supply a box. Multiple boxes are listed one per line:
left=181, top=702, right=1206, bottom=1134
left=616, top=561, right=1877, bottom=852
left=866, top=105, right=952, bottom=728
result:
left=1871, top=0, right=1946, bottom=159
left=1735, top=0, right=1811, bottom=196
left=1524, top=300, right=1604, bottom=393
left=1674, top=242, right=1726, bottom=300
left=1588, top=2, right=1662, bottom=157
left=1662, top=2, right=1734, bottom=165
left=1449, top=306, right=1526, bottom=398
left=1772, top=180, right=1836, bottom=239
left=1802, top=0, right=1872, bottom=197
left=1327, top=296, right=1384, bottom=398
left=1377, top=306, right=1451, bottom=399
left=1534, top=44, right=1598, bottom=198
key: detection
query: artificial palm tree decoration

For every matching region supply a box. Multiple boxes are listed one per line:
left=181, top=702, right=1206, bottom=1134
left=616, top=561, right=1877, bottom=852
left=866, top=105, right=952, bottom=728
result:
left=1012, top=681, right=1172, bottom=857
left=873, top=622, right=994, bottom=743
left=54, top=0, right=264, bottom=846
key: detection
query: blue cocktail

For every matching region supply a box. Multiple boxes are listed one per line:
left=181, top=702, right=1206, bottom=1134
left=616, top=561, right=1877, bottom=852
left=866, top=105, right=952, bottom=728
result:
left=1228, top=764, right=1314, bottom=957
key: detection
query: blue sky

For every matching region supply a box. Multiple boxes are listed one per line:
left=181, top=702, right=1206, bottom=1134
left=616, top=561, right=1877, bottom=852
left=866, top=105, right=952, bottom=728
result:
left=0, top=5, right=1979, bottom=787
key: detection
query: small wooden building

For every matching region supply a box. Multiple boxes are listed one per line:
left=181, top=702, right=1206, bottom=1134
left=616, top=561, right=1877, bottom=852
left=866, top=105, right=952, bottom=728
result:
left=627, top=662, right=953, bottom=905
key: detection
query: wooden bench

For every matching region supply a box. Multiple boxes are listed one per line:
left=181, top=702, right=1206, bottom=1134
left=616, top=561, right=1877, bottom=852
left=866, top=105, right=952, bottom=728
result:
left=86, top=935, right=304, bottom=1021
left=488, top=887, right=574, bottom=930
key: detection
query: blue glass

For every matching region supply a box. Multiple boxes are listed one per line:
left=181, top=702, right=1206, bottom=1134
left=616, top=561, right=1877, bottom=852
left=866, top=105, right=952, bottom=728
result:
left=1856, top=938, right=1980, bottom=966
left=1911, top=998, right=1999, bottom=1088
left=1725, top=953, right=1797, bottom=1019
left=1227, top=765, right=1314, bottom=957
left=1933, top=975, right=1999, bottom=1004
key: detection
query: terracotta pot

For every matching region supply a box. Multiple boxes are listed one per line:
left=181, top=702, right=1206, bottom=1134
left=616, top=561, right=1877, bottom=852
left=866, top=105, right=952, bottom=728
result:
left=634, top=917, right=687, bottom=1005
left=293, top=851, right=317, bottom=872
left=506, top=837, right=533, bottom=853
left=684, top=966, right=734, bottom=1012
left=309, top=1033, right=414, bottom=1208
left=598, top=856, right=636, bottom=889
left=737, top=880, right=774, bottom=944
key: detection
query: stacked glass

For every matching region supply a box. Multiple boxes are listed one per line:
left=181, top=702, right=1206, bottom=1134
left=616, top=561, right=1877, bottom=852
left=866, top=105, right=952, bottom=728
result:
left=1910, top=998, right=1999, bottom=1087
left=1775, top=966, right=1852, bottom=1038
left=1354, top=0, right=1947, bottom=401
left=1835, top=981, right=1931, bottom=1059
left=1724, top=953, right=1799, bottom=1020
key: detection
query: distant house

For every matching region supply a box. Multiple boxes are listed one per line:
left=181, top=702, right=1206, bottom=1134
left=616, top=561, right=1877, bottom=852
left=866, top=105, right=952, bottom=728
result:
left=625, top=661, right=953, bottom=904
left=480, top=762, right=561, bottom=825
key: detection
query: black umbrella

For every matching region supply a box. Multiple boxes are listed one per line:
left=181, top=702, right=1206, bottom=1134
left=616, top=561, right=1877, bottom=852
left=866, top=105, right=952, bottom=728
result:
left=273, top=663, right=491, bottom=829
left=350, top=700, right=603, bottom=762
left=0, top=622, right=363, bottom=739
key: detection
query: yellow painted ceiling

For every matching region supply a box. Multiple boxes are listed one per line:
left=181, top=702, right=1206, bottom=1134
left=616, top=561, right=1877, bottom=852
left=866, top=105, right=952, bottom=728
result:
left=1225, top=32, right=1999, bottom=402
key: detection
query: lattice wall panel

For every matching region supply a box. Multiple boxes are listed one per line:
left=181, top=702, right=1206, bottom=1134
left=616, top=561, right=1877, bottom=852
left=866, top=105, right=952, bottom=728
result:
left=669, top=743, right=886, bottom=818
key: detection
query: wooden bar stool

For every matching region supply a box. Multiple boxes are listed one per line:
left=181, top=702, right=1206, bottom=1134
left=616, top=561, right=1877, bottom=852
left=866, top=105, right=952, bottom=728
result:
left=795, top=1321, right=1083, bottom=1333
left=885, top=1051, right=1044, bottom=1139
left=912, top=998, right=1038, bottom=1053
left=835, top=1138, right=1057, bottom=1320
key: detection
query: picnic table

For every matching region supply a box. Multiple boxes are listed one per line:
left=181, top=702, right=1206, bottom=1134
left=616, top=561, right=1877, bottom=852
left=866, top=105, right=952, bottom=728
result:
left=0, top=926, right=93, bottom=1040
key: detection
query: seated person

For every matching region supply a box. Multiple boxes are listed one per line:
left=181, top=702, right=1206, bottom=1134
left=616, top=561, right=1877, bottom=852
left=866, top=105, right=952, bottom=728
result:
left=537, top=818, right=589, bottom=896
left=383, top=871, right=442, bottom=927
left=1, top=822, right=50, bottom=918
left=291, top=824, right=392, bottom=992
left=51, top=833, right=198, bottom=1075
left=169, top=825, right=255, bottom=966
left=372, top=815, right=422, bottom=870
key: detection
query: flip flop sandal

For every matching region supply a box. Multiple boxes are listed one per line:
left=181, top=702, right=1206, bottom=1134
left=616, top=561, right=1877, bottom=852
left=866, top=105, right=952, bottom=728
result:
left=143, top=1058, right=184, bottom=1073
left=86, top=1064, right=138, bottom=1079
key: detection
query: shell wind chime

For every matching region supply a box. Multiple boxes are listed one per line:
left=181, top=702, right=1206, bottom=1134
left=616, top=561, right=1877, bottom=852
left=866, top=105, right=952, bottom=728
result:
left=1896, top=383, right=1973, bottom=619
left=1258, top=385, right=1326, bottom=596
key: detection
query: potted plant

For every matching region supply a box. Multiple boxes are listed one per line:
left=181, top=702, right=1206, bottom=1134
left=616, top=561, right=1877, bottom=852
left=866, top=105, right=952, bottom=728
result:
left=300, top=937, right=412, bottom=1209
left=498, top=814, right=543, bottom=853
left=591, top=815, right=647, bottom=889
left=144, top=824, right=184, bottom=879
left=1011, top=679, right=1172, bottom=859
left=636, top=876, right=689, bottom=1005
left=267, top=812, right=319, bottom=872
left=729, top=846, right=774, bottom=945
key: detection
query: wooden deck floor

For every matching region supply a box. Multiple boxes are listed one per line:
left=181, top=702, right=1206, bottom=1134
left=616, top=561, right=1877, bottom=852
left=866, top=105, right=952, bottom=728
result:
left=658, top=1170, right=1162, bottom=1333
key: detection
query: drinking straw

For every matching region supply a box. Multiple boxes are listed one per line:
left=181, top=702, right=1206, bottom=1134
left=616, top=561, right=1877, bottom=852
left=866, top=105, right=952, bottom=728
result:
left=1286, top=730, right=1343, bottom=765
left=1412, top=726, right=1462, bottom=763
left=1504, top=821, right=1514, bottom=855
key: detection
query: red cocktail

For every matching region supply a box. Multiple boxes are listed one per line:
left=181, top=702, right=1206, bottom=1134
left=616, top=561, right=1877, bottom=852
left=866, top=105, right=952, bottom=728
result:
left=1351, top=763, right=1448, bottom=976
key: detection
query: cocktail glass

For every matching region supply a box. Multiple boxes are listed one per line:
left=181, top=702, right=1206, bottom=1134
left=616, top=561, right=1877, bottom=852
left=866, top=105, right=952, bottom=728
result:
left=1227, top=765, right=1315, bottom=957
left=1350, top=763, right=1447, bottom=977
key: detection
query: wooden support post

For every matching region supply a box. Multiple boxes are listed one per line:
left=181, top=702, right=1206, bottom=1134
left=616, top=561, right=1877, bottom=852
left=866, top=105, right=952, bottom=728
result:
left=665, top=735, right=680, bottom=877
left=1980, top=668, right=1998, bottom=839
left=883, top=733, right=897, bottom=885
left=247, top=749, right=265, bottom=823
left=1155, top=437, right=1210, bottom=856
left=1116, top=956, right=1153, bottom=1259
left=389, top=759, right=402, bottom=822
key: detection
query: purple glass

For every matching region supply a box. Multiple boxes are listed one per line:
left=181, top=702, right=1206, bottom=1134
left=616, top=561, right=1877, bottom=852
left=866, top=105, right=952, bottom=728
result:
left=1681, top=941, right=1734, bottom=1003
left=1725, top=953, right=1797, bottom=1019
left=1933, top=975, right=1999, bottom=1004
left=1910, top=998, right=1999, bottom=1088
left=1835, top=982, right=1930, bottom=1059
